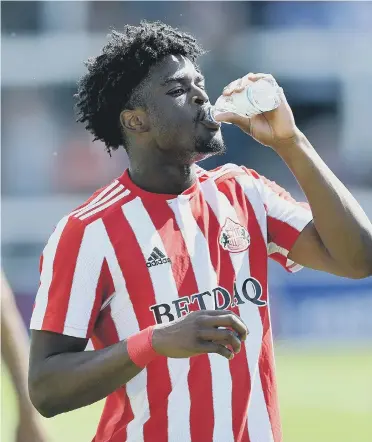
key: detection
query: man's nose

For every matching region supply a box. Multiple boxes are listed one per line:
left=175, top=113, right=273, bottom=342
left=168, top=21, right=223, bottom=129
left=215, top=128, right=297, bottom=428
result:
left=191, top=88, right=209, bottom=106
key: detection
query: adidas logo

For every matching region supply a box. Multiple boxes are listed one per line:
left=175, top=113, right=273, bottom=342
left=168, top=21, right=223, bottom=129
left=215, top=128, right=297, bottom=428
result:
left=146, top=247, right=171, bottom=268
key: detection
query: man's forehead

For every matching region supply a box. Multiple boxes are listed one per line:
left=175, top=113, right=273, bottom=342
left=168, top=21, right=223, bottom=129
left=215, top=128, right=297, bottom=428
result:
left=169, top=54, right=188, bottom=64
left=151, top=55, right=202, bottom=82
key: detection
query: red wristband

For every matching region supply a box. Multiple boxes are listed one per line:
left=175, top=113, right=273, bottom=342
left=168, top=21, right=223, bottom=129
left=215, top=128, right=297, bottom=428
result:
left=127, top=326, right=158, bottom=368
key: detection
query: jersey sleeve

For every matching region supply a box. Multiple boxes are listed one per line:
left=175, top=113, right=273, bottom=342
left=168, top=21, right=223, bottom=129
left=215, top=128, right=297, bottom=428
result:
left=243, top=167, right=313, bottom=273
left=30, top=216, right=109, bottom=338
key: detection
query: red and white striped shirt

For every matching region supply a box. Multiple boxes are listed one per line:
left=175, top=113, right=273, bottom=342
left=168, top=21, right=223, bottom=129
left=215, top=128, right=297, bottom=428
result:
left=31, top=163, right=312, bottom=442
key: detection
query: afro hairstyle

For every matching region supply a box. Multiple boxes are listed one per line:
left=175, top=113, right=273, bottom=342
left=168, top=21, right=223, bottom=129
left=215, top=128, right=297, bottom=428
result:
left=75, top=21, right=205, bottom=155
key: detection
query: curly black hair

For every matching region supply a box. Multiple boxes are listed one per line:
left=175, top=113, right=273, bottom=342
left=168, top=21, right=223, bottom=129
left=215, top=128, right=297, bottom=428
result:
left=75, top=21, right=204, bottom=155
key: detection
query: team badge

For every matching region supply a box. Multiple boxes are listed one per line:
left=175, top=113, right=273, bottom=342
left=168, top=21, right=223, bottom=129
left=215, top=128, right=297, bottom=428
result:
left=219, top=218, right=250, bottom=253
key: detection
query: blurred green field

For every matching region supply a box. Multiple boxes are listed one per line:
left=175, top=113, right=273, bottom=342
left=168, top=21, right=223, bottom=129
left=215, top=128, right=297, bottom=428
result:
left=2, top=347, right=372, bottom=442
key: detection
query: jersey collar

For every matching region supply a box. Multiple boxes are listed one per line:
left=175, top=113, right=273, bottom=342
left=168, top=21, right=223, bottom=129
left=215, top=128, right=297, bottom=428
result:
left=118, top=169, right=200, bottom=202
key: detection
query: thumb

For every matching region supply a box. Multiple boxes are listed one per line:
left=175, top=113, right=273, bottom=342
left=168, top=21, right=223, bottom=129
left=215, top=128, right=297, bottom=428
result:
left=214, top=111, right=252, bottom=134
left=213, top=111, right=249, bottom=126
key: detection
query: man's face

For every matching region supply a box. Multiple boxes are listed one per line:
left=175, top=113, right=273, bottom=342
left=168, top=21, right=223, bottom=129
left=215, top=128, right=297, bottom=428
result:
left=140, top=55, right=225, bottom=163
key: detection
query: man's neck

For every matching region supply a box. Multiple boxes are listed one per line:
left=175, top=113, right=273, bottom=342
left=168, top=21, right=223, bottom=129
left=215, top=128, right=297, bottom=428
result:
left=128, top=160, right=197, bottom=195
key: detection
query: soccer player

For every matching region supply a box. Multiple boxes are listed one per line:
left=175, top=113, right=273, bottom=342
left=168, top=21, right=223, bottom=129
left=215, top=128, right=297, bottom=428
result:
left=28, top=22, right=372, bottom=442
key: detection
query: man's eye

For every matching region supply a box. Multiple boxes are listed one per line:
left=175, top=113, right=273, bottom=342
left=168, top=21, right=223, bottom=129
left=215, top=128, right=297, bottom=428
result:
left=198, top=84, right=206, bottom=91
left=169, top=88, right=185, bottom=97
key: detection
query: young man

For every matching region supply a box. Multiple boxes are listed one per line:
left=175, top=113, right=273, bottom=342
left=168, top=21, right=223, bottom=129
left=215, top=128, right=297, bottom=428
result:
left=28, top=21, right=372, bottom=442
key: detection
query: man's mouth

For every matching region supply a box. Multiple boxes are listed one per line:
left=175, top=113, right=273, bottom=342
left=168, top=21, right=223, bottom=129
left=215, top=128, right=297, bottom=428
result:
left=198, top=108, right=221, bottom=130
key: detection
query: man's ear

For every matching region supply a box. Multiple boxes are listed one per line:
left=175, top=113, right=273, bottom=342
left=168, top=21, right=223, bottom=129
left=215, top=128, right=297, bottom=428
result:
left=120, top=109, right=150, bottom=133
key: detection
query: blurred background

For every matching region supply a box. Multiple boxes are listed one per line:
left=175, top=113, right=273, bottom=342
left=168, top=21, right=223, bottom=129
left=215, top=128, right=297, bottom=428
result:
left=1, top=1, right=372, bottom=441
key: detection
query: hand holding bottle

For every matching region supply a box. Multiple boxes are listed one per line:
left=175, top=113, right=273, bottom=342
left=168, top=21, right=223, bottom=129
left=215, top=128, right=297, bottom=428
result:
left=210, top=73, right=300, bottom=150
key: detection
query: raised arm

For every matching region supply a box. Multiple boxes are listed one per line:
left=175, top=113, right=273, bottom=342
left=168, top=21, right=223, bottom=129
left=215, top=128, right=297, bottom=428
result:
left=216, top=73, right=372, bottom=278
left=277, top=134, right=372, bottom=279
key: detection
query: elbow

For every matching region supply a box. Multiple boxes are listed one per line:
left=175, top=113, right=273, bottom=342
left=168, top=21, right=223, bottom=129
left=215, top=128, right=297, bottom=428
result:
left=36, top=405, right=58, bottom=419
left=28, top=376, right=60, bottom=418
left=29, top=392, right=57, bottom=418
left=346, top=272, right=371, bottom=280
left=342, top=260, right=372, bottom=280
left=354, top=233, right=372, bottom=278
left=348, top=268, right=372, bottom=279
left=343, top=244, right=372, bottom=279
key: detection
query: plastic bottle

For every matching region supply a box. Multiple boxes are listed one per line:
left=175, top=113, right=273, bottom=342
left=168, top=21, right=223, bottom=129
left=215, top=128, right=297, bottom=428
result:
left=206, top=76, right=281, bottom=124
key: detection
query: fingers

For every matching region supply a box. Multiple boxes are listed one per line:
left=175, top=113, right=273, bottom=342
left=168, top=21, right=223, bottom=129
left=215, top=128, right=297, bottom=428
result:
left=223, top=76, right=249, bottom=96
left=198, top=328, right=242, bottom=354
left=203, top=311, right=248, bottom=341
left=199, top=341, right=234, bottom=360
left=222, top=73, right=279, bottom=96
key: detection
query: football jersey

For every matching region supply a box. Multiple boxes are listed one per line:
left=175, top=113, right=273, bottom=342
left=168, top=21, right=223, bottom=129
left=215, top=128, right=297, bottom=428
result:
left=30, top=163, right=312, bottom=442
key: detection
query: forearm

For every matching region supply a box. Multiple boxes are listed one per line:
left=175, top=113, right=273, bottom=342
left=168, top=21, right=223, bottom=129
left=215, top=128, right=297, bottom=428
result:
left=30, top=341, right=141, bottom=417
left=276, top=131, right=372, bottom=275
left=1, top=276, right=32, bottom=401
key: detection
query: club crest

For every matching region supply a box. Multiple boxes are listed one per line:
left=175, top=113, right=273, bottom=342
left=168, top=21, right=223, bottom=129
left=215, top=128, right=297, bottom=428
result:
left=219, top=218, right=250, bottom=253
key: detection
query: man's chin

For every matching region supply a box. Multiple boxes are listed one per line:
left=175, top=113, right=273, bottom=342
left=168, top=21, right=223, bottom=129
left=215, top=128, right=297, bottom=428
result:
left=175, top=134, right=226, bottom=164
left=195, top=136, right=226, bottom=157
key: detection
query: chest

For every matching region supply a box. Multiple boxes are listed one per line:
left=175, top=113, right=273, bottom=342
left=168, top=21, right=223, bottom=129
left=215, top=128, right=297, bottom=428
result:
left=102, top=193, right=269, bottom=335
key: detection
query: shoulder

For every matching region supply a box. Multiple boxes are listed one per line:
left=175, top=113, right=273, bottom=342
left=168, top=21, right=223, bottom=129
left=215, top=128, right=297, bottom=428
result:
left=199, top=164, right=290, bottom=195
left=47, top=178, right=132, bottom=245
left=196, top=163, right=263, bottom=187
left=69, top=178, right=132, bottom=224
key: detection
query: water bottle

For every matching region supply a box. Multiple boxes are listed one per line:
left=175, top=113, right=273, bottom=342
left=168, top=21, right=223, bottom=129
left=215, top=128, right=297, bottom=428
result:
left=206, top=76, right=281, bottom=124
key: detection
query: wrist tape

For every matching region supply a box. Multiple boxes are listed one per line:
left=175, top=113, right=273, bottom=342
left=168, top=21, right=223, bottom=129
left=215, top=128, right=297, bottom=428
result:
left=127, top=326, right=158, bottom=368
